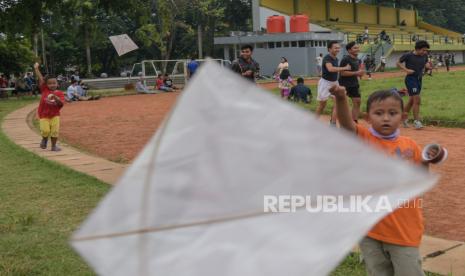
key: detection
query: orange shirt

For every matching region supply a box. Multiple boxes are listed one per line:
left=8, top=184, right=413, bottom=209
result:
left=356, top=124, right=424, bottom=247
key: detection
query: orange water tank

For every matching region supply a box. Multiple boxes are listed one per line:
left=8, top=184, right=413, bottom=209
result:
left=290, top=14, right=310, bottom=33
left=266, top=15, right=286, bottom=34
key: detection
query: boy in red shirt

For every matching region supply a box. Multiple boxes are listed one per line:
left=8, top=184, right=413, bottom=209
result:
left=155, top=74, right=173, bottom=92
left=329, top=85, right=440, bottom=275
left=34, top=63, right=65, bottom=151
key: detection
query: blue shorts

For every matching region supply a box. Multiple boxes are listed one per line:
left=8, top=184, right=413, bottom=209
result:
left=405, top=76, right=422, bottom=96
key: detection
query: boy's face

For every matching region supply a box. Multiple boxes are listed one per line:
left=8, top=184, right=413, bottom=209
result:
left=241, top=48, right=252, bottom=60
left=366, top=97, right=406, bottom=136
left=328, top=44, right=340, bottom=56
left=348, top=44, right=360, bottom=56
left=46, top=78, right=58, bottom=91
left=416, top=47, right=429, bottom=56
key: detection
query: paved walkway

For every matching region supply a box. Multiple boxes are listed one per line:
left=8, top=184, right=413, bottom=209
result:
left=2, top=103, right=464, bottom=275
left=2, top=103, right=127, bottom=184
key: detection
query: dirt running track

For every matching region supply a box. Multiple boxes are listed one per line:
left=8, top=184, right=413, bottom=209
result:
left=61, top=92, right=465, bottom=242
left=259, top=65, right=465, bottom=90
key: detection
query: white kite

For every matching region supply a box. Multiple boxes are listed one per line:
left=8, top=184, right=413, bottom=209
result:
left=109, top=34, right=138, bottom=56
left=72, top=61, right=437, bottom=276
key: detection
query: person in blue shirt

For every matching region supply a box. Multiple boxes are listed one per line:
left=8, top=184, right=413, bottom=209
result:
left=187, top=57, right=200, bottom=79
left=290, top=78, right=312, bottom=104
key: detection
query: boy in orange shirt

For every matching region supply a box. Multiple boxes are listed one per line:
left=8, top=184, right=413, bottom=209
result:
left=34, top=62, right=65, bottom=151
left=329, top=85, right=437, bottom=276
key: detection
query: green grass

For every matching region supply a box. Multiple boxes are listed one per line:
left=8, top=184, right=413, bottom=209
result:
left=271, top=70, right=465, bottom=127
left=0, top=98, right=109, bottom=275
left=331, top=253, right=366, bottom=275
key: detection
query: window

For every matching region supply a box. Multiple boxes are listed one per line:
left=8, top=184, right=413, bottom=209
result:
left=283, top=41, right=290, bottom=47
left=276, top=41, right=282, bottom=48
left=291, top=41, right=297, bottom=47
left=298, top=40, right=306, bottom=47
left=256, top=43, right=264, bottom=49
left=268, top=42, right=275, bottom=48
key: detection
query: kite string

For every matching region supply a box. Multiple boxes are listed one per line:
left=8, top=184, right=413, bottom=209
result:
left=73, top=209, right=273, bottom=241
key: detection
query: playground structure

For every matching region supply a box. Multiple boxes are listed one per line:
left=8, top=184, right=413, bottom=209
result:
left=82, top=59, right=231, bottom=90
left=128, top=59, right=232, bottom=87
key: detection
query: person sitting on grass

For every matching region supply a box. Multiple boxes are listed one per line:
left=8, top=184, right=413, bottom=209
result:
left=136, top=77, right=156, bottom=94
left=289, top=77, right=311, bottom=104
left=163, top=73, right=179, bottom=91
left=76, top=80, right=89, bottom=97
left=66, top=80, right=80, bottom=101
left=329, top=85, right=439, bottom=276
left=13, top=73, right=31, bottom=96
left=155, top=74, right=173, bottom=92
left=66, top=80, right=96, bottom=101
left=34, top=62, right=65, bottom=152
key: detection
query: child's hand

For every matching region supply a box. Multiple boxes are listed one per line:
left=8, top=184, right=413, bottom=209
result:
left=34, top=62, right=40, bottom=70
left=344, top=64, right=351, bottom=71
left=329, top=85, right=347, bottom=98
left=243, top=70, right=253, bottom=76
left=422, top=144, right=448, bottom=165
left=425, top=147, right=439, bottom=160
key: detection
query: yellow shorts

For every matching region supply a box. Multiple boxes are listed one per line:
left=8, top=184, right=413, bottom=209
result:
left=39, top=116, right=60, bottom=138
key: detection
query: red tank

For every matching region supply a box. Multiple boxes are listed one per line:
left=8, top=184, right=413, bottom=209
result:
left=290, top=14, right=310, bottom=33
left=266, top=15, right=286, bottom=34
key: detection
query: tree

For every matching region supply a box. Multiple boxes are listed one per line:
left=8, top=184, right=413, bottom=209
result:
left=0, top=37, right=35, bottom=74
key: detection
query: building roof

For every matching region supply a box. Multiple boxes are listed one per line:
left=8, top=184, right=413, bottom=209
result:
left=214, top=31, right=344, bottom=45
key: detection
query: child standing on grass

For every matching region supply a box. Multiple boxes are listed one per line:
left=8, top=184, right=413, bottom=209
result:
left=329, top=85, right=439, bottom=276
left=278, top=69, right=294, bottom=99
left=34, top=62, right=65, bottom=151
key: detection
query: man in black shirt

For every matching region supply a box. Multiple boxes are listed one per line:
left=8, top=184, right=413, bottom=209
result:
left=316, top=41, right=351, bottom=125
left=444, top=52, right=451, bottom=72
left=397, top=40, right=431, bottom=129
left=339, top=42, right=365, bottom=123
left=231, top=44, right=260, bottom=82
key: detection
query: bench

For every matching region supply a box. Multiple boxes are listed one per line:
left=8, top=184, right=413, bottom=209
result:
left=0, top=88, right=15, bottom=99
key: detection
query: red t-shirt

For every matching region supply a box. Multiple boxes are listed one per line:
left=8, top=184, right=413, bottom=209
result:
left=37, top=84, right=65, bottom=119
left=155, top=78, right=164, bottom=90
left=0, top=77, right=8, bottom=88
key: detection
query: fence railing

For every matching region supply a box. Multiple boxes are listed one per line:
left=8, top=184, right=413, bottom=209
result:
left=129, top=59, right=232, bottom=86
left=346, top=32, right=464, bottom=46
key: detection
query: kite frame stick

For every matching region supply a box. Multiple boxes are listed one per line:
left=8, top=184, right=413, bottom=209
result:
left=422, top=243, right=463, bottom=261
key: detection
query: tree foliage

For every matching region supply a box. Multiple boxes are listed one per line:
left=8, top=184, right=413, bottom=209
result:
left=0, top=0, right=251, bottom=76
left=0, top=38, right=35, bottom=74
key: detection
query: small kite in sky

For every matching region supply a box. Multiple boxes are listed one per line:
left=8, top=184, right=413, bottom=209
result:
left=109, top=34, right=138, bottom=56
left=71, top=61, right=437, bottom=276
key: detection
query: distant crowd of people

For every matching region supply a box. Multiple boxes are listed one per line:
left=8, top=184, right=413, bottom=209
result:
left=425, top=52, right=456, bottom=74
left=0, top=72, right=37, bottom=96
left=357, top=26, right=392, bottom=45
